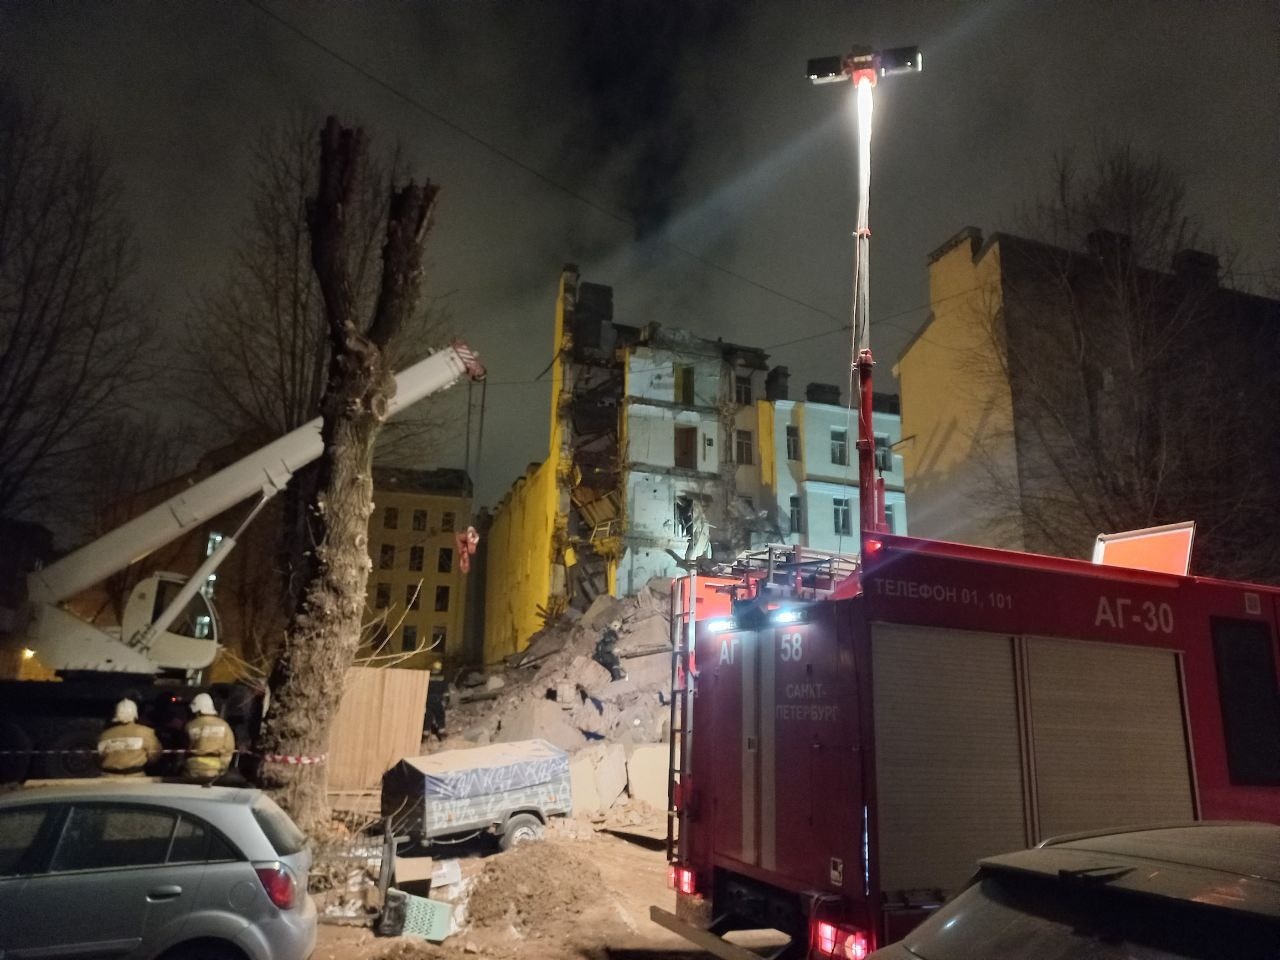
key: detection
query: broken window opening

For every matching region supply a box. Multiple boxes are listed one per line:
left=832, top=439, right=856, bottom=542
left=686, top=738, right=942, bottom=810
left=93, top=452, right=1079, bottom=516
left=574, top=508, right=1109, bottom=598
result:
left=674, top=425, right=698, bottom=469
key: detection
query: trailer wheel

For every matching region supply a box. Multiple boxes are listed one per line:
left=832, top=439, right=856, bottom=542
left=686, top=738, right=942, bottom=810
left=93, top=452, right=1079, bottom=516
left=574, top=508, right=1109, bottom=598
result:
left=499, top=812, right=543, bottom=851
left=36, top=720, right=103, bottom=779
left=0, top=721, right=33, bottom=784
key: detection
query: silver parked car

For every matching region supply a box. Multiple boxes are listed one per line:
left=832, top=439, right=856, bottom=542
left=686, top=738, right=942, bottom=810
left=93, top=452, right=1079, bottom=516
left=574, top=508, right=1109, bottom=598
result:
left=0, top=782, right=316, bottom=960
left=869, top=822, right=1280, bottom=960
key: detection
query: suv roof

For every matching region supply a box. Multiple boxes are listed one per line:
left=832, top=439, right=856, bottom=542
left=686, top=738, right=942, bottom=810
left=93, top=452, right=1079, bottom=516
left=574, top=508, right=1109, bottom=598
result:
left=981, top=822, right=1280, bottom=920
left=0, top=782, right=259, bottom=807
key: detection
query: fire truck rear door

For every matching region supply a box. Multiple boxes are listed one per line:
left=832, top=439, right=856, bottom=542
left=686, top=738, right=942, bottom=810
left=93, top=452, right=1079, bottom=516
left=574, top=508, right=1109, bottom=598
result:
left=1022, top=635, right=1194, bottom=837
left=871, top=623, right=1030, bottom=897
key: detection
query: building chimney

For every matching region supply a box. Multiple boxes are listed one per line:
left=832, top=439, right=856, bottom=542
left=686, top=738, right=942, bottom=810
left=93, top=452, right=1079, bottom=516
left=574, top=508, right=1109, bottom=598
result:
left=765, top=365, right=790, bottom=401
left=805, top=382, right=841, bottom=406
left=1171, top=249, right=1219, bottom=287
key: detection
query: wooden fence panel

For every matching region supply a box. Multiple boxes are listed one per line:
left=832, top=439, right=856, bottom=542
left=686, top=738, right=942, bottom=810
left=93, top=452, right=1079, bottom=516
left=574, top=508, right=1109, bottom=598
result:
left=328, top=666, right=429, bottom=792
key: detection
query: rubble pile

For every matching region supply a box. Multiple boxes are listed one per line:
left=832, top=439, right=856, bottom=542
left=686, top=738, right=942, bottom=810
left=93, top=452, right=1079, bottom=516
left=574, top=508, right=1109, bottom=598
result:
left=371, top=840, right=627, bottom=960
left=439, top=579, right=675, bottom=819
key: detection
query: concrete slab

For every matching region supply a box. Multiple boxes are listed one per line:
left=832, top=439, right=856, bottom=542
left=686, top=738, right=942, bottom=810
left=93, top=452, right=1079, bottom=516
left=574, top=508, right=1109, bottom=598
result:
left=595, top=742, right=628, bottom=809
left=620, top=651, right=672, bottom=689
left=494, top=698, right=585, bottom=753
left=625, top=743, right=669, bottom=810
left=569, top=751, right=602, bottom=814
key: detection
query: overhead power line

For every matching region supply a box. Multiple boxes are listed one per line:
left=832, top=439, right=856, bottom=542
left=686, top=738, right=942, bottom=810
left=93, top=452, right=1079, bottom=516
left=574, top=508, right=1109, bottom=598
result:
left=240, top=0, right=895, bottom=335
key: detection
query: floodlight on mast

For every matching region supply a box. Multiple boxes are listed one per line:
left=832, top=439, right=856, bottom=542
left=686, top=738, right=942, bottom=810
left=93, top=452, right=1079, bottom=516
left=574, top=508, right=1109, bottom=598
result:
left=806, top=44, right=921, bottom=539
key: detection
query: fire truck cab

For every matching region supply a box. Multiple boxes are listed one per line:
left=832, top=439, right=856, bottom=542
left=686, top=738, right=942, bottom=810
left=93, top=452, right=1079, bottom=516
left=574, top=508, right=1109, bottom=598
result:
left=654, top=533, right=1280, bottom=959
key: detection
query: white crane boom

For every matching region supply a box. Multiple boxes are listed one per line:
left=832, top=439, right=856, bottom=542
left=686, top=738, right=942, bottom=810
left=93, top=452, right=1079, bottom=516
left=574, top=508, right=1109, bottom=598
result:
left=28, top=342, right=484, bottom=606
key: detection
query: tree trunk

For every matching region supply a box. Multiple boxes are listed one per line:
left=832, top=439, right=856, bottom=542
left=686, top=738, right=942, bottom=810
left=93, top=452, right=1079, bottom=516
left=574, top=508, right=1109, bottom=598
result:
left=254, top=117, right=437, bottom=835
left=257, top=349, right=391, bottom=833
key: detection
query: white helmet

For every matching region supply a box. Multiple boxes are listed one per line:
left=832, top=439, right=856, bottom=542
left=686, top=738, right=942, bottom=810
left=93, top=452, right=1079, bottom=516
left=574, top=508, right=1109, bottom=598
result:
left=190, top=693, right=216, bottom=716
left=608, top=619, right=623, bottom=632
left=114, top=699, right=138, bottom=724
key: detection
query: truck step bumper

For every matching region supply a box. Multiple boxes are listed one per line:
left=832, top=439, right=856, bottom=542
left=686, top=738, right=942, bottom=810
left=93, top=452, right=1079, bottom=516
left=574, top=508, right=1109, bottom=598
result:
left=650, top=906, right=794, bottom=960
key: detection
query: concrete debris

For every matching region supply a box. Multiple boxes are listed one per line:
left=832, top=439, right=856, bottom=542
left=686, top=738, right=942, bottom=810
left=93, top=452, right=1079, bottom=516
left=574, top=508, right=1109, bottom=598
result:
left=568, top=742, right=627, bottom=814
left=624, top=744, right=668, bottom=811
left=493, top=699, right=585, bottom=754
left=579, top=594, right=629, bottom=632
left=433, top=580, right=675, bottom=820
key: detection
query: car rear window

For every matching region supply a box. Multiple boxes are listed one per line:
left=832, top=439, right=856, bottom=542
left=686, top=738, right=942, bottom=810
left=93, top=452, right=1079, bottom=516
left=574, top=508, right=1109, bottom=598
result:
left=902, top=870, right=1279, bottom=960
left=251, top=796, right=306, bottom=856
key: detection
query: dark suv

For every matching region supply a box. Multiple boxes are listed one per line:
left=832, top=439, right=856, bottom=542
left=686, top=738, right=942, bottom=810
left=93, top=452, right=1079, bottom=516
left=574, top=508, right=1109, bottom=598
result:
left=0, top=782, right=316, bottom=960
left=869, top=822, right=1280, bottom=960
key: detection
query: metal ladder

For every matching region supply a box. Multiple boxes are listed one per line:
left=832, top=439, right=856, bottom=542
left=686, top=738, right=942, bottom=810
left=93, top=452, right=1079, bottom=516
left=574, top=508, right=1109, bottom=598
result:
left=666, top=571, right=697, bottom=862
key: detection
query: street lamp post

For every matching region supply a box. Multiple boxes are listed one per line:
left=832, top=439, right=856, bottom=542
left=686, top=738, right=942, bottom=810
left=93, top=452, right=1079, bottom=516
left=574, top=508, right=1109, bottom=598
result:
left=808, top=46, right=921, bottom=538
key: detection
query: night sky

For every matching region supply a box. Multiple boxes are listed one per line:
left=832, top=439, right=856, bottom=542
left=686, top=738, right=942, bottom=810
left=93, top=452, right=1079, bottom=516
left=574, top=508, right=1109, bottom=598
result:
left=3, top=1, right=1276, bottom=510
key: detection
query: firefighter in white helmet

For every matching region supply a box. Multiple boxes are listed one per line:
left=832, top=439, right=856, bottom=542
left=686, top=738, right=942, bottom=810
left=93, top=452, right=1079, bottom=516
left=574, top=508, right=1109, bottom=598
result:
left=97, top=699, right=161, bottom=776
left=183, top=693, right=236, bottom=781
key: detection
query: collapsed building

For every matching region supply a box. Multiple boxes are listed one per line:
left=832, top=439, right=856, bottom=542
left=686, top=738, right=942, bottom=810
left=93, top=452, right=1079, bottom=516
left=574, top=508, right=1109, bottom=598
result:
left=481, top=265, right=907, bottom=669
left=442, top=582, right=677, bottom=818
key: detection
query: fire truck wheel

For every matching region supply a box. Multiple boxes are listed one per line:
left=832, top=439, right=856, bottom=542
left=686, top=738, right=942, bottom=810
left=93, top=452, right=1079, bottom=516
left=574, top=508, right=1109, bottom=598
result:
left=36, top=721, right=103, bottom=779
left=0, top=721, right=32, bottom=784
left=499, top=813, right=544, bottom=850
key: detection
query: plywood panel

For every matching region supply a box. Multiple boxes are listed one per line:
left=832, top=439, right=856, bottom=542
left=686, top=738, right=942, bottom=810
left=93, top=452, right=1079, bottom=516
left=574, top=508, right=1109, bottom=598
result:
left=328, top=667, right=430, bottom=792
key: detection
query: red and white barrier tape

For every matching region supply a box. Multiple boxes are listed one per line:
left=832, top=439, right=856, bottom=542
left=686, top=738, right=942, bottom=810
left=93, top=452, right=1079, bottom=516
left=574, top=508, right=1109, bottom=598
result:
left=0, top=747, right=327, bottom=765
left=259, top=752, right=328, bottom=766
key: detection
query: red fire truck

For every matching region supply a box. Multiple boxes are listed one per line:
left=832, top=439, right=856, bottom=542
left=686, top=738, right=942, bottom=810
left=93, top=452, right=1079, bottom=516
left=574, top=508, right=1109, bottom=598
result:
left=652, top=534, right=1280, bottom=958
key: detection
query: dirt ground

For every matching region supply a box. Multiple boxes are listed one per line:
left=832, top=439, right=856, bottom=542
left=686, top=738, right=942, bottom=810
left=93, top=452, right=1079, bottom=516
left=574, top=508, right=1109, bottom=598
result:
left=312, top=830, right=759, bottom=960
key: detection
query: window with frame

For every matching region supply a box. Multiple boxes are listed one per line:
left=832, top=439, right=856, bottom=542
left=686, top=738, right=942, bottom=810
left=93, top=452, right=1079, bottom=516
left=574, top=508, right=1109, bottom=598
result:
left=168, top=815, right=236, bottom=864
left=431, top=625, right=447, bottom=649
left=412, top=509, right=427, bottom=531
left=406, top=584, right=421, bottom=610
left=379, top=544, right=395, bottom=570
left=786, top=425, right=801, bottom=461
left=1212, top=618, right=1280, bottom=784
left=833, top=497, right=852, bottom=536
left=884, top=502, right=898, bottom=534
left=674, top=365, right=695, bottom=405
left=830, top=429, right=849, bottom=466
left=0, top=807, right=50, bottom=877
left=438, top=547, right=454, bottom=573
left=734, top=375, right=752, bottom=405
left=735, top=429, right=754, bottom=466
left=789, top=496, right=803, bottom=535
left=434, top=585, right=450, bottom=612
left=402, top=624, right=418, bottom=652
left=441, top=512, right=456, bottom=532
left=874, top=434, right=893, bottom=472
left=50, top=805, right=177, bottom=872
left=408, top=545, right=425, bottom=572
left=374, top=582, right=391, bottom=609
left=674, top=425, right=698, bottom=469
left=383, top=506, right=399, bottom=529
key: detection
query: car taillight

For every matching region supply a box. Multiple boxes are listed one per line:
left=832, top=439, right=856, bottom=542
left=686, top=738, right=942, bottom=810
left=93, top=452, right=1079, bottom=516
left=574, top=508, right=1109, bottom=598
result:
left=667, top=864, right=697, bottom=895
left=254, top=862, right=296, bottom=910
left=813, top=919, right=869, bottom=959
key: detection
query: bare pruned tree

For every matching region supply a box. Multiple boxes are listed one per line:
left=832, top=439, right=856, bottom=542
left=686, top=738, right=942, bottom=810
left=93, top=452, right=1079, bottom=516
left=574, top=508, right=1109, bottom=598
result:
left=0, top=80, right=149, bottom=522
left=255, top=118, right=441, bottom=832
left=188, top=113, right=445, bottom=616
left=970, top=143, right=1280, bottom=579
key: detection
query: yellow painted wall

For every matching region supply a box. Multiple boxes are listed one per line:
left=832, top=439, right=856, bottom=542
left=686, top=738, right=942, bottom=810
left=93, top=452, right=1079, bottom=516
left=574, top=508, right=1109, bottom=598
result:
left=365, top=488, right=471, bottom=671
left=482, top=460, right=560, bottom=665
left=895, top=232, right=1025, bottom=548
left=481, top=270, right=576, bottom=666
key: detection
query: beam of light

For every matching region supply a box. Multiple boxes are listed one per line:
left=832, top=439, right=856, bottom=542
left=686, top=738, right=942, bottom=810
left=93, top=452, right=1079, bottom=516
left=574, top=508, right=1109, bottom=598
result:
left=850, top=76, right=874, bottom=354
